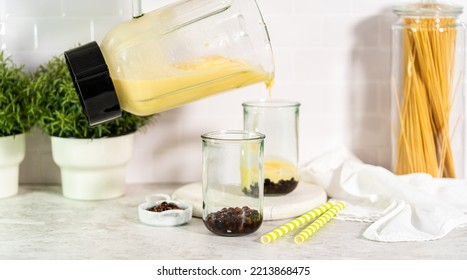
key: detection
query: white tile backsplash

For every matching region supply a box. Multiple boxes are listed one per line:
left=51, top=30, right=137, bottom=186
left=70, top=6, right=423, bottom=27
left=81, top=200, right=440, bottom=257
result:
left=1, top=0, right=465, bottom=184
left=4, top=18, right=35, bottom=50
left=256, top=0, right=295, bottom=16
left=266, top=15, right=323, bottom=49
left=295, top=48, right=351, bottom=82
left=62, top=0, right=124, bottom=17
left=6, top=0, right=62, bottom=18
left=351, top=0, right=395, bottom=16
left=295, top=1, right=352, bottom=15
left=36, top=18, right=92, bottom=50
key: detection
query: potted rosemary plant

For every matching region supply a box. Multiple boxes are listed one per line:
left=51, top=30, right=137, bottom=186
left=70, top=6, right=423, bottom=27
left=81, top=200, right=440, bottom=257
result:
left=33, top=55, right=153, bottom=200
left=0, top=52, right=34, bottom=198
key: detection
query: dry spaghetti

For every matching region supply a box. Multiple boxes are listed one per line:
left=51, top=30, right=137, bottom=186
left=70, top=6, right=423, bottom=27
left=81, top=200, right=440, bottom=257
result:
left=394, top=11, right=459, bottom=178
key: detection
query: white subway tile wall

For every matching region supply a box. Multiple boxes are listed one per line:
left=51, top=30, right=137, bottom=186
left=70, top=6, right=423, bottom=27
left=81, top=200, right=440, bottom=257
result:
left=0, top=0, right=465, bottom=184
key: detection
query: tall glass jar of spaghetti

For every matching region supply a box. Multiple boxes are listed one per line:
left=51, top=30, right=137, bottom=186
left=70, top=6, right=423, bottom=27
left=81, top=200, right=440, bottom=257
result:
left=391, top=2, right=466, bottom=178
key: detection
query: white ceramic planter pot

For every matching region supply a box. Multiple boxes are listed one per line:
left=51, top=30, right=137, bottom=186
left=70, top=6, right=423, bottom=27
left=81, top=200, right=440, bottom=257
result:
left=0, top=134, right=26, bottom=198
left=51, top=134, right=134, bottom=200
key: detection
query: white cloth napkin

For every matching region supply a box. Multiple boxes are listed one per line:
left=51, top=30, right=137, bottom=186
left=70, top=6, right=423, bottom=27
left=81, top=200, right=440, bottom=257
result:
left=300, top=147, right=467, bottom=242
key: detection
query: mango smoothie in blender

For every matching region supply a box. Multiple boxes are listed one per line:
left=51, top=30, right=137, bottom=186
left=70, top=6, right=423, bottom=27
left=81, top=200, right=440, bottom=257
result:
left=112, top=55, right=273, bottom=116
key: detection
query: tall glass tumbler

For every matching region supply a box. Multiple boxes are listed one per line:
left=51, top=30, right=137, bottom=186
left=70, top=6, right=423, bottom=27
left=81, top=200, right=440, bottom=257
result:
left=243, top=99, right=300, bottom=195
left=202, top=130, right=265, bottom=236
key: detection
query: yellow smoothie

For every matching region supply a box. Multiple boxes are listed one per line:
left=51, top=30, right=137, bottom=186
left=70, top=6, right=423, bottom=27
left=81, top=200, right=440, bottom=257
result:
left=112, top=56, right=273, bottom=115
left=263, top=157, right=299, bottom=195
left=264, top=157, right=299, bottom=183
left=240, top=155, right=299, bottom=196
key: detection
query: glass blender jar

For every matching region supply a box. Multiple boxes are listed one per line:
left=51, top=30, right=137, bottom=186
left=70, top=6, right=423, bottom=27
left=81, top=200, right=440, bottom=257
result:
left=64, top=0, right=275, bottom=126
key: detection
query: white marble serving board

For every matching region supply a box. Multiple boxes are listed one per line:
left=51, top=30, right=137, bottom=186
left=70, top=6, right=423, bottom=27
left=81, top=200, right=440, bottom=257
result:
left=172, top=181, right=327, bottom=221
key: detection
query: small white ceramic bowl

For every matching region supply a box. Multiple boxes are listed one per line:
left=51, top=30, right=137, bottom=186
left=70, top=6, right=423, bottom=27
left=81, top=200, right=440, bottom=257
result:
left=138, top=194, right=193, bottom=227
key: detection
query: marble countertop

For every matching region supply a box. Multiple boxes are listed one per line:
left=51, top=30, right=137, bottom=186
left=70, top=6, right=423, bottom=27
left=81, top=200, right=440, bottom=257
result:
left=1, top=184, right=466, bottom=260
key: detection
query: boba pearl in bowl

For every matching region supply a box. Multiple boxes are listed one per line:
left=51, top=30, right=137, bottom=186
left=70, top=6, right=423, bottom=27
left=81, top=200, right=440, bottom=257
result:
left=138, top=194, right=192, bottom=227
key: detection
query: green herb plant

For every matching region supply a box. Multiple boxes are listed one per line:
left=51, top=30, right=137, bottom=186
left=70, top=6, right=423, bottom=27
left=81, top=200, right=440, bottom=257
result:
left=33, top=55, right=154, bottom=138
left=0, top=51, right=35, bottom=136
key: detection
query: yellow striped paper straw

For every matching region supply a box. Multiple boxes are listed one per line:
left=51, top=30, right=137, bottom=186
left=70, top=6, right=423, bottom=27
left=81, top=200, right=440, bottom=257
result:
left=294, top=201, right=346, bottom=245
left=261, top=201, right=334, bottom=244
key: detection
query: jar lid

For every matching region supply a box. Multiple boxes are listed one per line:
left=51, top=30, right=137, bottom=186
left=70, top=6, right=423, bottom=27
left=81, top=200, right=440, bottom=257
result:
left=64, top=42, right=122, bottom=126
left=393, top=2, right=463, bottom=17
